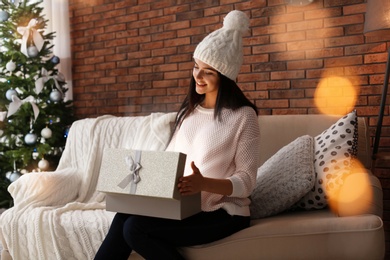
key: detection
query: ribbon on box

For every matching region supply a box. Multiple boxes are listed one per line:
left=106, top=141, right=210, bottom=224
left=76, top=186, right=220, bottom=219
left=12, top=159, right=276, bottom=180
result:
left=35, top=68, right=65, bottom=94
left=117, top=150, right=142, bottom=194
left=7, top=95, right=39, bottom=120
left=17, top=19, right=44, bottom=57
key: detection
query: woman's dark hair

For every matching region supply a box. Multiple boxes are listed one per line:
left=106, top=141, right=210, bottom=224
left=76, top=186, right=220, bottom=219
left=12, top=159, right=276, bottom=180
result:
left=173, top=72, right=258, bottom=131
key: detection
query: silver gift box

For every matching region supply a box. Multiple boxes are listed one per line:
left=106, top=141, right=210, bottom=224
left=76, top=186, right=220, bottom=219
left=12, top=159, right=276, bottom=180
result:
left=97, top=148, right=201, bottom=220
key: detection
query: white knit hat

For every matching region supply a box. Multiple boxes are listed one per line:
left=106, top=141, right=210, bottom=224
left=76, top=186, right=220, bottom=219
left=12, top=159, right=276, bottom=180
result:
left=193, top=10, right=249, bottom=81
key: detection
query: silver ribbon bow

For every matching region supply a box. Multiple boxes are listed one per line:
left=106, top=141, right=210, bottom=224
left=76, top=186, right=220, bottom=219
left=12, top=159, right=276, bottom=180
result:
left=35, top=68, right=65, bottom=94
left=117, top=151, right=142, bottom=194
left=17, top=19, right=44, bottom=57
left=7, top=95, right=39, bottom=120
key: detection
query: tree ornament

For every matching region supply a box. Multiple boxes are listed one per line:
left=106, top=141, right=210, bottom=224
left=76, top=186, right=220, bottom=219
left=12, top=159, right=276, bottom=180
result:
left=0, top=10, right=9, bottom=22
left=27, top=45, right=39, bottom=57
left=24, top=132, right=38, bottom=145
left=41, top=126, right=52, bottom=139
left=38, top=158, right=49, bottom=171
left=49, top=89, right=62, bottom=102
left=32, top=151, right=39, bottom=160
left=5, top=89, right=17, bottom=101
left=50, top=55, right=60, bottom=65
left=9, top=171, right=21, bottom=182
left=6, top=61, right=16, bottom=72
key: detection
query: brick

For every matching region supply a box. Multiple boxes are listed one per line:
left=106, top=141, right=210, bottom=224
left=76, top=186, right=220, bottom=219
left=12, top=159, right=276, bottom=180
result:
left=287, top=20, right=323, bottom=32
left=324, top=55, right=362, bottom=67
left=325, top=35, right=364, bottom=47
left=178, top=27, right=205, bottom=37
left=253, top=43, right=287, bottom=54
left=305, top=7, right=342, bottom=20
left=238, top=73, right=270, bottom=83
left=306, top=47, right=344, bottom=59
left=163, top=5, right=190, bottom=15
left=287, top=39, right=324, bottom=51
left=164, top=21, right=191, bottom=31
left=153, top=79, right=178, bottom=88
left=306, top=27, right=344, bottom=39
left=256, top=81, right=290, bottom=90
left=270, top=89, right=306, bottom=99
left=271, top=31, right=306, bottom=43
left=253, top=61, right=286, bottom=72
left=271, top=51, right=305, bottom=61
left=345, top=64, right=386, bottom=76
left=140, top=57, right=164, bottom=66
left=153, top=63, right=178, bottom=72
left=139, top=9, right=163, bottom=20
left=84, top=56, right=104, bottom=65
left=287, top=59, right=324, bottom=70
left=270, top=12, right=303, bottom=25
left=324, top=14, right=364, bottom=28
left=164, top=37, right=191, bottom=47
left=256, top=99, right=289, bottom=108
left=139, top=25, right=162, bottom=36
left=141, top=41, right=164, bottom=51
left=104, top=38, right=127, bottom=48
left=104, top=23, right=126, bottom=33
left=271, top=70, right=305, bottom=80
left=191, top=15, right=220, bottom=27
left=364, top=53, right=388, bottom=64
left=150, top=15, right=176, bottom=26
left=151, top=46, right=177, bottom=57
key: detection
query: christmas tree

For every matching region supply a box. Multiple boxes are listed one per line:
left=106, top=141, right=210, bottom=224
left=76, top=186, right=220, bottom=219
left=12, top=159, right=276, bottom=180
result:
left=0, top=0, right=75, bottom=208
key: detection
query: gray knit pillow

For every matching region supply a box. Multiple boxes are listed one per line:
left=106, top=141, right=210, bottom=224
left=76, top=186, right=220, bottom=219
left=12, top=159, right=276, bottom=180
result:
left=250, top=135, right=315, bottom=219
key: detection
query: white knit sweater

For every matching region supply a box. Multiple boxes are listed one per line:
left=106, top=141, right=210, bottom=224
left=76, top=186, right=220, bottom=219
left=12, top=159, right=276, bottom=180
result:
left=166, top=106, right=260, bottom=216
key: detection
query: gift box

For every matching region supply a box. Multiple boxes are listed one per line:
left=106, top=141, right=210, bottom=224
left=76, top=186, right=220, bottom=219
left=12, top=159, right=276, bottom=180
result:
left=97, top=148, right=201, bottom=220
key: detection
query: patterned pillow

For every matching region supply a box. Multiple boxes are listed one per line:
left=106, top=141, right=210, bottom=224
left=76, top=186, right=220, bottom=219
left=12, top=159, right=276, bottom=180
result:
left=250, top=135, right=315, bottom=219
left=296, top=111, right=358, bottom=210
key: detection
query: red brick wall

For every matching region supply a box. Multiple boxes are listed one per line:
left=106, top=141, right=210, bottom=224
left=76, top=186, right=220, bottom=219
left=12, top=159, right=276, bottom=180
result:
left=68, top=0, right=390, bottom=255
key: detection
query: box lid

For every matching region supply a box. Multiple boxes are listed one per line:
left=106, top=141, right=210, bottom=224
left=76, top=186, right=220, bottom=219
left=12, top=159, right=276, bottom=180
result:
left=97, top=149, right=186, bottom=200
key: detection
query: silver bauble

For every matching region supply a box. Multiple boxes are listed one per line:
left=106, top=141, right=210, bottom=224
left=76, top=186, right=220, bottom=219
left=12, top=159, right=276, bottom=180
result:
left=38, top=159, right=49, bottom=171
left=6, top=61, right=16, bottom=72
left=41, top=127, right=52, bottom=139
left=0, top=10, right=9, bottom=22
left=49, top=89, right=62, bottom=102
left=27, top=46, right=39, bottom=58
left=9, top=171, right=21, bottom=182
left=24, top=133, right=38, bottom=145
left=5, top=89, right=17, bottom=101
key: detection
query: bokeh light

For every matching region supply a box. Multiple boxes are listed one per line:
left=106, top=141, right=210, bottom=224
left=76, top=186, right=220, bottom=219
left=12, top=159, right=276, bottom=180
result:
left=327, top=160, right=373, bottom=216
left=314, top=76, right=358, bottom=115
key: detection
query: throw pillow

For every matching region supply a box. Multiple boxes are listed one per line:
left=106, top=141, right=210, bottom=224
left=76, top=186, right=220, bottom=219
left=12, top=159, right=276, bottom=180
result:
left=296, top=110, right=358, bottom=210
left=250, top=135, right=315, bottom=219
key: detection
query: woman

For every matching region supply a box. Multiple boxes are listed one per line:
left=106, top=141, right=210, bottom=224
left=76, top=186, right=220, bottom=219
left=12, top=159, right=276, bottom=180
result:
left=95, top=10, right=260, bottom=260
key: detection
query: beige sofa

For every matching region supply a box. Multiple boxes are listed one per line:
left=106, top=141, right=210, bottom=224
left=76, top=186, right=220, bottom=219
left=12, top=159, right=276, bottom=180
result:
left=0, top=113, right=384, bottom=260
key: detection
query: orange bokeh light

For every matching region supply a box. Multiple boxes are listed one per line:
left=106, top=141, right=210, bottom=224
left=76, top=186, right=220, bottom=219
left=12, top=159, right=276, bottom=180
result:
left=314, top=76, right=358, bottom=115
left=327, top=160, right=373, bottom=216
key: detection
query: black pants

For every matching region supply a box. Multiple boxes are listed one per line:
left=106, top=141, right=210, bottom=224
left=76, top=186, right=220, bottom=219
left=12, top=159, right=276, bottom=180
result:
left=94, top=208, right=250, bottom=260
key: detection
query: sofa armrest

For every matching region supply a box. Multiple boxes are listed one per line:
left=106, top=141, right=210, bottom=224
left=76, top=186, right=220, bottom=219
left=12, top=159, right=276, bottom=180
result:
left=9, top=168, right=81, bottom=208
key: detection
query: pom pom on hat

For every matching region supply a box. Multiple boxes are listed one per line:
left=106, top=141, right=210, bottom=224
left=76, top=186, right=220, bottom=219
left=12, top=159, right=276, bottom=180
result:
left=193, top=10, right=249, bottom=81
left=223, top=10, right=250, bottom=34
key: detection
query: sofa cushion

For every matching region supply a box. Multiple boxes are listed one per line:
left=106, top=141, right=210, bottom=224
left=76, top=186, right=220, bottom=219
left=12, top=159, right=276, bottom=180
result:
left=178, top=210, right=385, bottom=260
left=250, top=135, right=315, bottom=219
left=297, top=111, right=358, bottom=210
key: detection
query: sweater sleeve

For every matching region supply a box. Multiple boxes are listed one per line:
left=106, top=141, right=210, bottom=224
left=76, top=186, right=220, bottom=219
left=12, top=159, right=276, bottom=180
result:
left=228, top=109, right=260, bottom=198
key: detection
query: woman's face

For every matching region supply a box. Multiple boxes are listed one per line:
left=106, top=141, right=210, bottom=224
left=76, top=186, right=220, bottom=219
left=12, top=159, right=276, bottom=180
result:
left=192, top=58, right=220, bottom=98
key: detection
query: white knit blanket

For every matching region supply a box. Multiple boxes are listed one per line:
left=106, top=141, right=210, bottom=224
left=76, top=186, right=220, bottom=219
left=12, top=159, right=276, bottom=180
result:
left=0, top=112, right=176, bottom=260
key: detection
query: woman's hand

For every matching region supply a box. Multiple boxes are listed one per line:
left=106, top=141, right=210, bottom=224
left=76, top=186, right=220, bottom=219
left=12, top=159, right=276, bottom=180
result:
left=178, top=161, right=233, bottom=196
left=178, top=161, right=204, bottom=196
